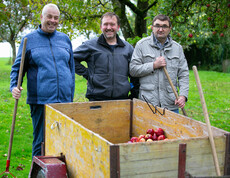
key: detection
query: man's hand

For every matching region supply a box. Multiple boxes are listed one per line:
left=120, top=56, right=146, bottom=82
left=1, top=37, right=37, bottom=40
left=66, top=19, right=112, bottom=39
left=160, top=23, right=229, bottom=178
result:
left=12, top=87, right=23, bottom=99
left=153, top=56, right=166, bottom=69
left=175, top=96, right=186, bottom=108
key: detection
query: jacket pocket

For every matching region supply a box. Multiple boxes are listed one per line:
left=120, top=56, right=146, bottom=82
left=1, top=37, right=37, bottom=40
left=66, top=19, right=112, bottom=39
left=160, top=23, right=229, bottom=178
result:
left=167, top=55, right=179, bottom=70
left=143, top=53, right=156, bottom=62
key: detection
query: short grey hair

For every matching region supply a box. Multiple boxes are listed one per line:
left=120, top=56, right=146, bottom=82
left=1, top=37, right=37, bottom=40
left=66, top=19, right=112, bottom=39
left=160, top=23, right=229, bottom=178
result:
left=42, top=3, right=60, bottom=16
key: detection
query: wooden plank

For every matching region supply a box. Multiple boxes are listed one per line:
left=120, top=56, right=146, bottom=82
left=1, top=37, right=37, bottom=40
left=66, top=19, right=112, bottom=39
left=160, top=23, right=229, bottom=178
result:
left=225, top=133, right=230, bottom=175
left=119, top=137, right=226, bottom=177
left=45, top=105, right=112, bottom=177
left=49, top=100, right=131, bottom=144
left=110, top=145, right=120, bottom=178
left=178, top=143, right=187, bottom=178
left=132, top=99, right=227, bottom=139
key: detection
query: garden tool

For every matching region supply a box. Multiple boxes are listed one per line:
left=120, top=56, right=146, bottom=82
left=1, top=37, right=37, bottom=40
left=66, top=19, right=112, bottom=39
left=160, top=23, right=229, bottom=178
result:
left=0, top=38, right=27, bottom=178
left=193, top=65, right=221, bottom=176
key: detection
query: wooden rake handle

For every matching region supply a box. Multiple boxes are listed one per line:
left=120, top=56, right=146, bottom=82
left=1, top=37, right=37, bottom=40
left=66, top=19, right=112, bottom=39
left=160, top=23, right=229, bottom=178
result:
left=192, top=65, right=221, bottom=176
left=163, top=67, right=187, bottom=116
left=7, top=38, right=27, bottom=161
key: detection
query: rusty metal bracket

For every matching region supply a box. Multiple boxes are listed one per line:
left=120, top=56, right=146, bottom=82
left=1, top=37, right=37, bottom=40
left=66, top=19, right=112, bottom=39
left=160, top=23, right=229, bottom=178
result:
left=142, top=95, right=167, bottom=116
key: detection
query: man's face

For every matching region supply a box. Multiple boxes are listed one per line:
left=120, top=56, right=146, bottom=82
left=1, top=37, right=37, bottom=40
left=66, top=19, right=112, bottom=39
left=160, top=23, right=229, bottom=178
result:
left=100, top=16, right=120, bottom=40
left=152, top=19, right=171, bottom=41
left=40, top=7, right=59, bottom=33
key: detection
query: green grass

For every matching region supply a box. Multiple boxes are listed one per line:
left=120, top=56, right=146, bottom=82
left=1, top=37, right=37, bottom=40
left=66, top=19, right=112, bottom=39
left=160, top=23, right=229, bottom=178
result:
left=0, top=57, right=229, bottom=177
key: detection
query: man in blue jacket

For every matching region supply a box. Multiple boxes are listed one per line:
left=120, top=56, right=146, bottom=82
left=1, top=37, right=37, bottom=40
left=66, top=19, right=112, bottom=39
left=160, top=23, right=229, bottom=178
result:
left=74, top=12, right=139, bottom=101
left=10, top=4, right=75, bottom=157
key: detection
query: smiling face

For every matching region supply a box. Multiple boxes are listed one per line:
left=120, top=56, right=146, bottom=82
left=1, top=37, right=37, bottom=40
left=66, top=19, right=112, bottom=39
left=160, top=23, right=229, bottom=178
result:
left=100, top=15, right=120, bottom=41
left=40, top=6, right=60, bottom=33
left=151, top=19, right=171, bottom=43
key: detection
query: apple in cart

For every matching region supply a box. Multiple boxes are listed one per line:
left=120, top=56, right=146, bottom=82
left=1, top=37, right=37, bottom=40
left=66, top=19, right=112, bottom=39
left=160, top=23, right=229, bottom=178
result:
left=155, top=128, right=164, bottom=137
left=145, top=134, right=153, bottom=140
left=158, top=135, right=166, bottom=140
left=130, top=137, right=138, bottom=143
left=146, top=128, right=154, bottom=135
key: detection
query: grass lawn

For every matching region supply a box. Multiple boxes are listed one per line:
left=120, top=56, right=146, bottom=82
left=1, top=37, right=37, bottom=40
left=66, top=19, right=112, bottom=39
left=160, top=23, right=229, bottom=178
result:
left=0, top=57, right=229, bottom=177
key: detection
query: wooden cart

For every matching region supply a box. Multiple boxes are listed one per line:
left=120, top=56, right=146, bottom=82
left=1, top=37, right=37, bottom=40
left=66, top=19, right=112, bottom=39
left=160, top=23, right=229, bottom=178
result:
left=43, top=99, right=230, bottom=177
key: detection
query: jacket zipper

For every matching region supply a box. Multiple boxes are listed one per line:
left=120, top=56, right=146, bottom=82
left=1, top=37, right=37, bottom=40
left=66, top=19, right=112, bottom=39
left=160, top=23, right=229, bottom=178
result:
left=49, top=37, right=59, bottom=101
left=111, top=51, right=114, bottom=98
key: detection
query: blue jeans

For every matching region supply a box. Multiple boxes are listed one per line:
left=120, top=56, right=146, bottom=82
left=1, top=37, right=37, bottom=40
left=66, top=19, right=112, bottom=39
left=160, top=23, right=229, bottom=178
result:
left=171, top=109, right=179, bottom=114
left=30, top=104, right=44, bottom=157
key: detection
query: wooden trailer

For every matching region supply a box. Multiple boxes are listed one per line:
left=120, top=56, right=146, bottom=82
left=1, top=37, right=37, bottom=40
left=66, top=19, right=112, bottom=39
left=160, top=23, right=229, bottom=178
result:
left=43, top=99, right=230, bottom=177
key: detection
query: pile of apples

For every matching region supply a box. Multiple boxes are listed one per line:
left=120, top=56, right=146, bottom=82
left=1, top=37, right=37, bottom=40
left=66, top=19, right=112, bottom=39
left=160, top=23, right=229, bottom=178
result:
left=128, top=128, right=167, bottom=143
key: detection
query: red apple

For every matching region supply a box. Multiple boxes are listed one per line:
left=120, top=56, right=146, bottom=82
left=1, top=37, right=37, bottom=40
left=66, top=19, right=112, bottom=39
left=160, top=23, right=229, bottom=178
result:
left=188, top=33, right=193, bottom=38
left=177, top=33, right=182, bottom=37
left=228, top=4, right=230, bottom=8
left=139, top=138, right=146, bottom=142
left=152, top=133, right=158, bottom=141
left=206, top=4, right=210, bottom=7
left=155, top=128, right=164, bottom=137
left=130, top=136, right=138, bottom=143
left=145, top=134, right=153, bottom=140
left=220, top=33, right=224, bottom=37
left=212, top=31, right=217, bottom=35
left=138, top=135, right=145, bottom=141
left=224, top=25, right=228, bottom=29
left=146, top=128, right=154, bottom=135
left=147, top=139, right=153, bottom=142
left=158, top=135, right=166, bottom=140
left=207, top=17, right=211, bottom=21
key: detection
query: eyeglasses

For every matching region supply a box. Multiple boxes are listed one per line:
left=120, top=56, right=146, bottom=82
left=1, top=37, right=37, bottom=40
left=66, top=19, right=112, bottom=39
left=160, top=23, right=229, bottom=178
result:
left=153, top=25, right=170, bottom=29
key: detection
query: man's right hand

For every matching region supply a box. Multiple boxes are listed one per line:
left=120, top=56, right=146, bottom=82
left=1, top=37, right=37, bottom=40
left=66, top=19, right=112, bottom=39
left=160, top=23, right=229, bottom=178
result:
left=12, top=87, right=23, bottom=99
left=153, top=56, right=166, bottom=69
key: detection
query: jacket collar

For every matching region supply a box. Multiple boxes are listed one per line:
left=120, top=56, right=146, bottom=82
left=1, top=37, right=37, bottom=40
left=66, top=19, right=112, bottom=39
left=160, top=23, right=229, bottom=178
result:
left=150, top=33, right=172, bottom=49
left=38, top=24, right=57, bottom=36
left=97, top=34, right=125, bottom=48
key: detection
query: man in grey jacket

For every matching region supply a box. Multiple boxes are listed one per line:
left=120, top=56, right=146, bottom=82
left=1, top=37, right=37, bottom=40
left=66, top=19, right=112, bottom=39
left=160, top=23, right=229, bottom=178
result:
left=130, top=14, right=189, bottom=113
left=74, top=12, right=139, bottom=101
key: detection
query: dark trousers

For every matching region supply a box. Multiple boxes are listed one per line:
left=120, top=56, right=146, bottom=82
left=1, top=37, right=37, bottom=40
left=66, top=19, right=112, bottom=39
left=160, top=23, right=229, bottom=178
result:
left=171, top=108, right=179, bottom=114
left=29, top=104, right=44, bottom=157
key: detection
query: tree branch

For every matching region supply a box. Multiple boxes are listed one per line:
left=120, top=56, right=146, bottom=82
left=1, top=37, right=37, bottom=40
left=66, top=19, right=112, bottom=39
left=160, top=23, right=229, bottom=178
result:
left=118, top=0, right=142, bottom=14
left=143, top=0, right=158, bottom=13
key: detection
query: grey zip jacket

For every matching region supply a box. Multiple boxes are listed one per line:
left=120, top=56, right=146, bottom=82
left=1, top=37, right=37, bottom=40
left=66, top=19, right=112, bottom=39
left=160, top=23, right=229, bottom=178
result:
left=130, top=33, right=189, bottom=110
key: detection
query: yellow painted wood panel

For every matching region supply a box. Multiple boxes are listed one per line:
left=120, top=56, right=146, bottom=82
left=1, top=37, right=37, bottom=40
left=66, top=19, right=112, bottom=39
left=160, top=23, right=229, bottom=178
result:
left=45, top=105, right=112, bottom=178
left=44, top=99, right=229, bottom=177
left=132, top=99, right=227, bottom=139
left=48, top=100, right=131, bottom=144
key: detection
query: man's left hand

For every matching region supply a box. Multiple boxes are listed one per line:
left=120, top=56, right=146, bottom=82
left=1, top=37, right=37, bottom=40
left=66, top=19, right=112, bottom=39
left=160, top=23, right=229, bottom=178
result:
left=175, top=96, right=186, bottom=108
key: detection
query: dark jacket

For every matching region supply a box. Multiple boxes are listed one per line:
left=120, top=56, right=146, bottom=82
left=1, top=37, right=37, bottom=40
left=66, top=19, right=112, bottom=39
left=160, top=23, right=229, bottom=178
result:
left=74, top=34, right=139, bottom=100
left=10, top=25, right=75, bottom=104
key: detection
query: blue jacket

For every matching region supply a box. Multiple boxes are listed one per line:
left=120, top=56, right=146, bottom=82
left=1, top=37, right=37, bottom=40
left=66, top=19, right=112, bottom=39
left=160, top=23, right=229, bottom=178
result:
left=74, top=34, right=139, bottom=100
left=10, top=25, right=75, bottom=104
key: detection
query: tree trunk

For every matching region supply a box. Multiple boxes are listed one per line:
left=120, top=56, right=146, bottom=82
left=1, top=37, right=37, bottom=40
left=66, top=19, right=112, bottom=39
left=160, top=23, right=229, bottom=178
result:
left=111, top=0, right=135, bottom=40
left=10, top=41, right=16, bottom=64
left=135, top=0, right=148, bottom=37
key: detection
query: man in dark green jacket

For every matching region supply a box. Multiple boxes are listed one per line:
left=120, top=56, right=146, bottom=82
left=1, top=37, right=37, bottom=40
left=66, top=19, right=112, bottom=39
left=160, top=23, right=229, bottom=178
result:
left=74, top=12, right=139, bottom=101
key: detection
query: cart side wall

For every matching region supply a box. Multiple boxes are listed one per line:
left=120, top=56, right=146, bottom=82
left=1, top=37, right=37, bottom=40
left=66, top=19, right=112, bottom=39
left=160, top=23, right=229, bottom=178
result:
left=45, top=105, right=112, bottom=178
left=48, top=100, right=131, bottom=144
left=118, top=136, right=226, bottom=177
left=132, top=99, right=226, bottom=139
